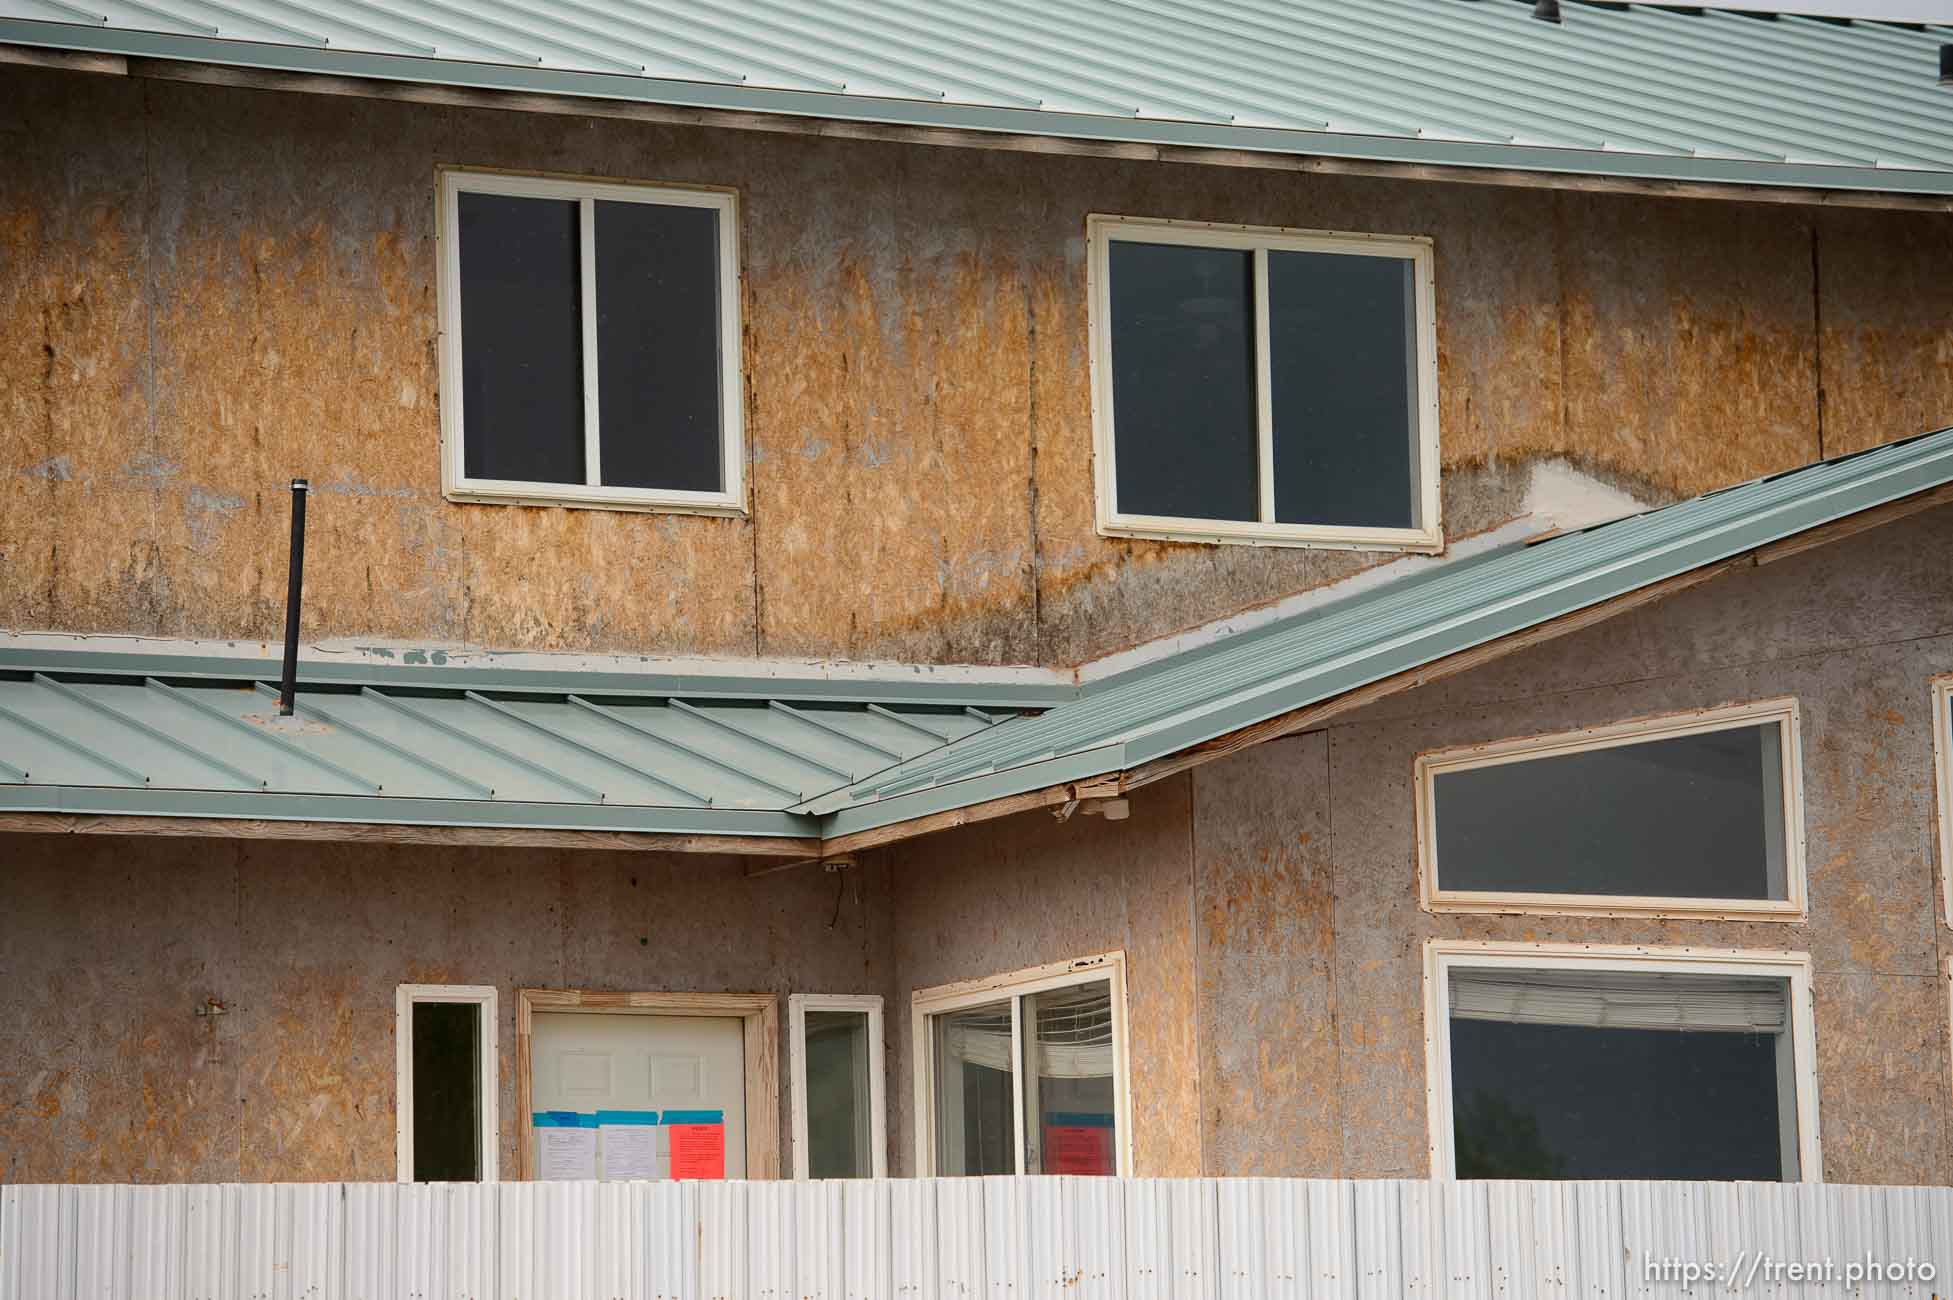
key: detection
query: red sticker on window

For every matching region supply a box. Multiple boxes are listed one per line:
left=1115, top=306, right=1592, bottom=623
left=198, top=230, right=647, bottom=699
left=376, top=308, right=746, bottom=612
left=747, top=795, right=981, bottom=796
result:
left=1043, top=1125, right=1114, bottom=1176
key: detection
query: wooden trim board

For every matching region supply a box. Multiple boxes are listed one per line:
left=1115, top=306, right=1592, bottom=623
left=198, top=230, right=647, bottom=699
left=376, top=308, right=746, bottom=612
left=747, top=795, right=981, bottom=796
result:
left=514, top=988, right=780, bottom=1181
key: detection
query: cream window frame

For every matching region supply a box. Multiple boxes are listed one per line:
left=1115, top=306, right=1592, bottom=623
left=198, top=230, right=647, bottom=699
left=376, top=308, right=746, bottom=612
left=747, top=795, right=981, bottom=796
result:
left=911, top=951, right=1132, bottom=1177
left=787, top=993, right=887, bottom=1179
left=1416, top=697, right=1808, bottom=921
left=394, top=983, right=499, bottom=1183
left=1422, top=940, right=1822, bottom=1183
left=1086, top=213, right=1441, bottom=553
left=1930, top=676, right=1953, bottom=928
left=436, top=167, right=746, bottom=516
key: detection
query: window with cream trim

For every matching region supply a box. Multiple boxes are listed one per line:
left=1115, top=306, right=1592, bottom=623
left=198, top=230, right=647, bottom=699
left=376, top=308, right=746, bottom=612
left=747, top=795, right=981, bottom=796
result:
left=912, top=953, right=1130, bottom=1177
left=788, top=993, right=886, bottom=1179
left=1087, top=215, right=1440, bottom=552
left=395, top=984, right=498, bottom=1182
left=1424, top=942, right=1820, bottom=1182
left=437, top=169, right=744, bottom=514
left=1416, top=698, right=1806, bottom=920
left=1931, top=676, right=1953, bottom=928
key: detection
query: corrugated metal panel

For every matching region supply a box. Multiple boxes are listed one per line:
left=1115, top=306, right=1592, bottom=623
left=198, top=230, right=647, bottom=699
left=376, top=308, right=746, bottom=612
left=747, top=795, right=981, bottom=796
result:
left=817, top=425, right=1953, bottom=839
left=12, top=1178, right=1953, bottom=1299
left=0, top=1, right=1948, bottom=195
left=0, top=652, right=1028, bottom=840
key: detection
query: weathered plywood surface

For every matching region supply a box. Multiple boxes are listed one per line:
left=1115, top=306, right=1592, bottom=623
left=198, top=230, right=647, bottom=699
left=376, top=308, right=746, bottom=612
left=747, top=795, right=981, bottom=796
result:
left=884, top=773, right=1200, bottom=1178
left=1313, top=505, right=1953, bottom=1185
left=0, top=835, right=894, bottom=1183
left=1191, top=733, right=1342, bottom=1177
left=6, top=69, right=1944, bottom=667
left=1815, top=207, right=1953, bottom=459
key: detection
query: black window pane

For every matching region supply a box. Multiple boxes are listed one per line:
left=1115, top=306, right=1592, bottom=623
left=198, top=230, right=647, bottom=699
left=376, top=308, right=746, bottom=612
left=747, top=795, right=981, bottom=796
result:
left=411, top=1001, right=482, bottom=1182
left=1109, top=241, right=1257, bottom=522
left=595, top=201, right=723, bottom=493
left=1433, top=723, right=1786, bottom=899
left=1267, top=251, right=1417, bottom=529
left=1450, top=1018, right=1784, bottom=1180
left=458, top=192, right=584, bottom=485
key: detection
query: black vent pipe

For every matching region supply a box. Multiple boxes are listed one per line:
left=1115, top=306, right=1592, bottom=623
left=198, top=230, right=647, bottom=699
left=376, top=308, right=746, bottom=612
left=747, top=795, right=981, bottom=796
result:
left=278, top=478, right=309, bottom=716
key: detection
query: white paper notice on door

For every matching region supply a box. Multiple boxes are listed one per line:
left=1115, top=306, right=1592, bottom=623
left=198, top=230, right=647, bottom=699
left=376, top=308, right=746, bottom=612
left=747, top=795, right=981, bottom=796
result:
left=597, top=1110, right=661, bottom=1181
left=534, top=1112, right=598, bottom=1180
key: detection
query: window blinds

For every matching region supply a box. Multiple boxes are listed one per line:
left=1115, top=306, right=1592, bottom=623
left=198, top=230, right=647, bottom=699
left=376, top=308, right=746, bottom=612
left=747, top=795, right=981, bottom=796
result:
left=1448, top=968, right=1788, bottom=1033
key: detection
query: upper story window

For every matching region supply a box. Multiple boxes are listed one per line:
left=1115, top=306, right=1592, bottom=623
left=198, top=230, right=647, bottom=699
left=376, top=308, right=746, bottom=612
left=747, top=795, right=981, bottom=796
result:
left=437, top=170, right=744, bottom=514
left=1087, top=215, right=1439, bottom=551
left=1417, top=698, right=1806, bottom=921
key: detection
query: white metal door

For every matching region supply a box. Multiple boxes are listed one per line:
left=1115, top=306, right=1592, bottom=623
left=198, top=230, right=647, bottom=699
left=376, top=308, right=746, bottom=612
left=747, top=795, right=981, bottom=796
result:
left=531, top=1011, right=747, bottom=1179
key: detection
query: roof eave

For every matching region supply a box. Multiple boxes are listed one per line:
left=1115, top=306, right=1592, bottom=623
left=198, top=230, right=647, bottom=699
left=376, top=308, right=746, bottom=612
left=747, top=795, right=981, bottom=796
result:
left=0, top=782, right=823, bottom=842
left=5, top=18, right=1951, bottom=200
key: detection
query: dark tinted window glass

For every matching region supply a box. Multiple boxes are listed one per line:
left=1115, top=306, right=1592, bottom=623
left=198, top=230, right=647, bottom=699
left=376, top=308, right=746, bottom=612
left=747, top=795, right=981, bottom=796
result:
left=1450, top=1018, right=1784, bottom=1180
left=458, top=192, right=584, bottom=485
left=1109, top=241, right=1257, bottom=522
left=1433, top=722, right=1787, bottom=899
left=411, top=1001, right=482, bottom=1182
left=595, top=201, right=723, bottom=493
left=1267, top=251, right=1416, bottom=528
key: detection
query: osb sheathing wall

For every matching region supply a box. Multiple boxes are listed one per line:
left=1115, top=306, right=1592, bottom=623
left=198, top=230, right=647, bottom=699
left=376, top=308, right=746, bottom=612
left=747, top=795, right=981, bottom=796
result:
left=4, top=66, right=1950, bottom=666
left=0, top=841, right=896, bottom=1183
left=888, top=505, right=1953, bottom=1185
left=5, top=508, right=1953, bottom=1184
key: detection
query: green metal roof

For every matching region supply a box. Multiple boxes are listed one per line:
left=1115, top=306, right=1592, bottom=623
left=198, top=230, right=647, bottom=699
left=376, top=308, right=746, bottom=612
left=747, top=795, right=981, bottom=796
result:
left=6, top=429, right=1950, bottom=849
left=809, top=426, right=1953, bottom=840
left=0, top=661, right=1033, bottom=841
left=0, top=1, right=1949, bottom=196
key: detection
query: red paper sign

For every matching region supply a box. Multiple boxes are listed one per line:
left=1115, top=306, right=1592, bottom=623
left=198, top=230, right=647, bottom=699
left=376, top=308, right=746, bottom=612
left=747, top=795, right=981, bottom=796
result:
left=668, top=1123, right=726, bottom=1180
left=1043, top=1125, right=1114, bottom=1175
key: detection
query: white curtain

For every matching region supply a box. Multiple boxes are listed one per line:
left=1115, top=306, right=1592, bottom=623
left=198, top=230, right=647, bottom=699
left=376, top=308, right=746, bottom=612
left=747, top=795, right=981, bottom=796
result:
left=941, top=1025, right=1115, bottom=1077
left=1448, top=969, right=1787, bottom=1033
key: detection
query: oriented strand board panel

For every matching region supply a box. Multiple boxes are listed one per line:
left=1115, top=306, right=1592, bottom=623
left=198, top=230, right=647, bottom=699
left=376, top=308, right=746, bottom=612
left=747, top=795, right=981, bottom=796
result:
left=1, top=67, right=1937, bottom=667
left=1192, top=733, right=1342, bottom=1177
left=0, top=70, right=154, bottom=635
left=0, top=833, right=896, bottom=1183
left=1814, top=207, right=1953, bottom=458
left=1557, top=191, right=1822, bottom=500
left=1317, top=505, right=1953, bottom=1183
left=884, top=774, right=1201, bottom=1178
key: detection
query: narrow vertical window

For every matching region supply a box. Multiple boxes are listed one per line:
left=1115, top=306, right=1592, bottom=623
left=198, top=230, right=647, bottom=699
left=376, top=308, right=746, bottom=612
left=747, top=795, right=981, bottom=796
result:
left=914, top=954, right=1129, bottom=1177
left=395, top=984, right=498, bottom=1182
left=788, top=994, right=886, bottom=1179
left=439, top=171, right=744, bottom=514
left=1089, top=215, right=1439, bottom=551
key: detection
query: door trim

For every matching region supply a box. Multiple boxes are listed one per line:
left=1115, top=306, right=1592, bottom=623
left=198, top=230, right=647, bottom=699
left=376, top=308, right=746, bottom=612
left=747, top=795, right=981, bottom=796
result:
left=515, top=988, right=781, bottom=1180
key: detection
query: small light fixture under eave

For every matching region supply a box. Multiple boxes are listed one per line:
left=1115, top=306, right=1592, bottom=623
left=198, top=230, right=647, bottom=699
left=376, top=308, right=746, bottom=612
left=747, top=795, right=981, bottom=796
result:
left=1534, top=0, right=1563, bottom=22
left=1940, top=43, right=1952, bottom=87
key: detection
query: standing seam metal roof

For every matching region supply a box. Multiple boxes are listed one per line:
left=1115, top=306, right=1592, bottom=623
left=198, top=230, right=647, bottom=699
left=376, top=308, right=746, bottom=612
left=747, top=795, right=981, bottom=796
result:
left=6, top=427, right=1949, bottom=848
left=0, top=0, right=1949, bottom=194
left=808, top=425, right=1953, bottom=839
left=0, top=667, right=1031, bottom=839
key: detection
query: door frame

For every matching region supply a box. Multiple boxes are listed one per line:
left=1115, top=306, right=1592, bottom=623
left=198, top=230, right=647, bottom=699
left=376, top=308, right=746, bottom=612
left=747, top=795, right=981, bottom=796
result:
left=515, top=988, right=780, bottom=1180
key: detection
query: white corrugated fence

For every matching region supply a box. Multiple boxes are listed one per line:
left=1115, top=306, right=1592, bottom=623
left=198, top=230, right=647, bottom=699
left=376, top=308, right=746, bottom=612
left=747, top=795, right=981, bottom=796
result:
left=5, top=1177, right=1953, bottom=1299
